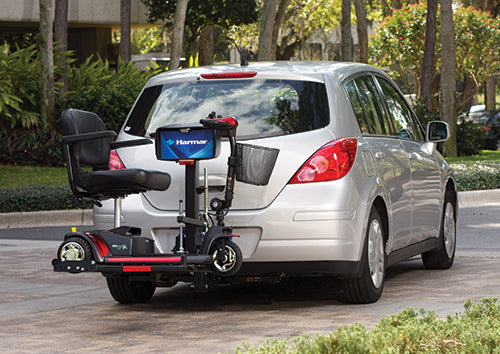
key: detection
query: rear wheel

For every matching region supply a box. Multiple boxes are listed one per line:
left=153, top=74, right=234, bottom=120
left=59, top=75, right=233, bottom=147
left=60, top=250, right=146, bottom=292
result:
left=210, top=239, right=243, bottom=277
left=422, top=192, right=456, bottom=269
left=340, top=208, right=386, bottom=304
left=106, top=276, right=156, bottom=304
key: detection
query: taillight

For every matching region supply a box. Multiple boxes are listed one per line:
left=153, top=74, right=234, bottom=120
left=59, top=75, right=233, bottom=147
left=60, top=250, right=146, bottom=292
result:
left=289, top=138, right=357, bottom=184
left=109, top=150, right=125, bottom=170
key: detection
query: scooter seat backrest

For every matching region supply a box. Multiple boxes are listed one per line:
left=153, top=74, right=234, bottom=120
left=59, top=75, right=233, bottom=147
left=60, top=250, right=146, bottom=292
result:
left=61, top=109, right=111, bottom=170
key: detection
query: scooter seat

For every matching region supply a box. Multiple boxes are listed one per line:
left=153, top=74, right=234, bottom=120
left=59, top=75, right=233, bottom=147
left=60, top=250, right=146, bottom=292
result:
left=80, top=168, right=171, bottom=195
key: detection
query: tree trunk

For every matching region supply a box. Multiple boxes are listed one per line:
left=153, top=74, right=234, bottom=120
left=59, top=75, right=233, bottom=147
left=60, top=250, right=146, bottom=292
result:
left=353, top=0, right=368, bottom=63
left=483, top=0, right=497, bottom=110
left=392, top=0, right=403, bottom=10
left=54, top=0, right=68, bottom=93
left=420, top=0, right=438, bottom=114
left=40, top=0, right=55, bottom=131
left=341, top=0, right=352, bottom=62
left=485, top=77, right=496, bottom=111
left=258, top=0, right=279, bottom=61
left=440, top=0, right=457, bottom=157
left=271, top=0, right=291, bottom=60
left=380, top=0, right=392, bottom=17
left=169, top=0, right=189, bottom=70
left=120, top=0, right=131, bottom=64
left=198, top=25, right=214, bottom=66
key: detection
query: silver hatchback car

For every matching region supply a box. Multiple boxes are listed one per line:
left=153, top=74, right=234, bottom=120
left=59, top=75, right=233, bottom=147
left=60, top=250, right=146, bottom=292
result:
left=94, top=62, right=457, bottom=303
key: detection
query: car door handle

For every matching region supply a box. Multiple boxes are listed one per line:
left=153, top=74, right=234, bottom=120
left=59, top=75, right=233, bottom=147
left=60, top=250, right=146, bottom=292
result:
left=375, top=152, right=385, bottom=161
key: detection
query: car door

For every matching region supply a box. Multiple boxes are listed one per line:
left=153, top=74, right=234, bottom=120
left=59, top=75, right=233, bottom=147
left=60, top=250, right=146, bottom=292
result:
left=345, top=75, right=413, bottom=252
left=375, top=76, right=441, bottom=243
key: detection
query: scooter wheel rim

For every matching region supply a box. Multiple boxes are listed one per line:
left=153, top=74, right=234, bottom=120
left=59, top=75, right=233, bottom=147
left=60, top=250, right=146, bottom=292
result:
left=59, top=241, right=86, bottom=261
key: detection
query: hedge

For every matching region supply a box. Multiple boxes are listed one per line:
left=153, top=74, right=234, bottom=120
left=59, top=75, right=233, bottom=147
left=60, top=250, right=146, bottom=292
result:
left=450, top=161, right=500, bottom=191
left=0, top=129, right=63, bottom=167
left=236, top=298, right=500, bottom=353
left=0, top=185, right=92, bottom=212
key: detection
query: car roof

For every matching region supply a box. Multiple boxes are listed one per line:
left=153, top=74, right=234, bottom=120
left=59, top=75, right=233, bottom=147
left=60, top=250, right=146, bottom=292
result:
left=146, top=61, right=386, bottom=87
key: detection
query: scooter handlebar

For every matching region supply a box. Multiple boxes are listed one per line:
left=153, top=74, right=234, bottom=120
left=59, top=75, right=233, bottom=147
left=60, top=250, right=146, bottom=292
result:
left=200, top=117, right=238, bottom=131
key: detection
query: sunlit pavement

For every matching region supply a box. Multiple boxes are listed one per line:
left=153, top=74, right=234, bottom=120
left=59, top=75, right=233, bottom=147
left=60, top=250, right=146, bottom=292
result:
left=0, top=190, right=499, bottom=352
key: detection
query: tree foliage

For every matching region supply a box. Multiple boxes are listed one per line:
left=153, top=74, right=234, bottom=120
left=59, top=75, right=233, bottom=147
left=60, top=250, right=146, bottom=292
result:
left=369, top=4, right=500, bottom=113
left=454, top=5, right=500, bottom=109
left=142, top=0, right=258, bottom=62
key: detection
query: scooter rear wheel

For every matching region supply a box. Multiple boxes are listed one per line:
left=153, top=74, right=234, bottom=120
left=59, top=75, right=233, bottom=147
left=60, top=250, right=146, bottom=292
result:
left=58, top=236, right=92, bottom=262
left=210, top=240, right=243, bottom=277
left=106, top=276, right=156, bottom=304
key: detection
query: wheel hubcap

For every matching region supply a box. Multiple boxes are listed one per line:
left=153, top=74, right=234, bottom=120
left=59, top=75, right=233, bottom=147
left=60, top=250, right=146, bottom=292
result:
left=59, top=241, right=86, bottom=261
left=368, top=219, right=384, bottom=289
left=443, top=202, right=456, bottom=258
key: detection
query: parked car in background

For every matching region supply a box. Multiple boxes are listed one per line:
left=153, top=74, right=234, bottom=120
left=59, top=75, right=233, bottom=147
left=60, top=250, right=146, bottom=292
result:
left=93, top=62, right=457, bottom=303
left=470, top=110, right=500, bottom=150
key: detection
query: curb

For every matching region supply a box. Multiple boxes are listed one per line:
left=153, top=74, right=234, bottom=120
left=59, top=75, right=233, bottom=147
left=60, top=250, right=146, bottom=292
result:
left=457, top=188, right=500, bottom=206
left=0, top=209, right=93, bottom=229
left=0, top=189, right=499, bottom=229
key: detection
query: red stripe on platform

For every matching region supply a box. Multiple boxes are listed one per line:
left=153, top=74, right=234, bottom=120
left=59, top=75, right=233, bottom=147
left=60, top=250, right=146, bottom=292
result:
left=123, top=266, right=151, bottom=272
left=107, top=256, right=182, bottom=263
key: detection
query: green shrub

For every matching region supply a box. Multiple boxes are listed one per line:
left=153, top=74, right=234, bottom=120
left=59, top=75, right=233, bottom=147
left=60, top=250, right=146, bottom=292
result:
left=451, top=160, right=500, bottom=191
left=0, top=43, right=73, bottom=130
left=0, top=129, right=64, bottom=167
left=0, top=185, right=92, bottom=212
left=57, top=56, right=159, bottom=132
left=236, top=298, right=500, bottom=353
left=456, top=117, right=488, bottom=156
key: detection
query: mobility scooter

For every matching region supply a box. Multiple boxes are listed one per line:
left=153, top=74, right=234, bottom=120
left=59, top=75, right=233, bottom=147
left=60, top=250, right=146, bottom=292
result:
left=52, top=109, right=278, bottom=303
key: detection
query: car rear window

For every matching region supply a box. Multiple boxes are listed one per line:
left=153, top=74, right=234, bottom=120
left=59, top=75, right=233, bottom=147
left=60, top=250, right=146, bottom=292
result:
left=124, top=79, right=329, bottom=139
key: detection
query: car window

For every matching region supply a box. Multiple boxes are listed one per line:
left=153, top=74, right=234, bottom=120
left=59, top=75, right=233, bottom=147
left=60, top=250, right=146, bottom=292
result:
left=345, top=80, right=370, bottom=134
left=376, top=77, right=424, bottom=141
left=124, top=80, right=330, bottom=140
left=353, top=76, right=390, bottom=135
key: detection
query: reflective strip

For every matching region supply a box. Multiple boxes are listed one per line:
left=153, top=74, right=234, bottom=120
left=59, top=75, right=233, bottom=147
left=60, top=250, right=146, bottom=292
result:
left=123, top=266, right=151, bottom=272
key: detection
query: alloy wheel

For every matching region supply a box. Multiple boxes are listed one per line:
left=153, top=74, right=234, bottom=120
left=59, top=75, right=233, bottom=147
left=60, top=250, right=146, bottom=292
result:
left=368, top=218, right=385, bottom=289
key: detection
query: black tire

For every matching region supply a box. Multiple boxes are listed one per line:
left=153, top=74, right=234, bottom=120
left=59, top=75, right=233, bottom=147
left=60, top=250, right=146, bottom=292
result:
left=422, top=192, right=456, bottom=269
left=106, top=276, right=156, bottom=304
left=58, top=236, right=93, bottom=262
left=340, top=208, right=386, bottom=304
left=210, top=239, right=243, bottom=277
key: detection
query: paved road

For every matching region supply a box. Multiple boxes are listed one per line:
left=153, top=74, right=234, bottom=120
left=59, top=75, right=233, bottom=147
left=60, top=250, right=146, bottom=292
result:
left=0, top=194, right=499, bottom=353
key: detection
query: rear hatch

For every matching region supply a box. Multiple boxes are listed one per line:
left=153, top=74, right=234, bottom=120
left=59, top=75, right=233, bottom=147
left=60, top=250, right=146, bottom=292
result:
left=116, top=71, right=333, bottom=211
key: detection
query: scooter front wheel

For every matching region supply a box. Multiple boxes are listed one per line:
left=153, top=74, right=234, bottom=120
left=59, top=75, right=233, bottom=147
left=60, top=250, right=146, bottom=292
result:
left=210, top=240, right=242, bottom=277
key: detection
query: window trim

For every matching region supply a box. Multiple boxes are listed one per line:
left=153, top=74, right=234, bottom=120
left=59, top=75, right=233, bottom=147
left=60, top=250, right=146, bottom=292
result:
left=372, top=74, right=425, bottom=142
left=343, top=71, right=425, bottom=141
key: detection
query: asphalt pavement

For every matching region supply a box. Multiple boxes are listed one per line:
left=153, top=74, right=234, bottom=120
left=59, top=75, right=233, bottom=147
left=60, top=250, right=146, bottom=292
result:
left=0, top=189, right=499, bottom=352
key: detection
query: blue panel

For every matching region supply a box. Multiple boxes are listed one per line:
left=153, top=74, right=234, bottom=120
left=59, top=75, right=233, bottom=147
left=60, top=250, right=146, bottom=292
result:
left=158, top=129, right=215, bottom=160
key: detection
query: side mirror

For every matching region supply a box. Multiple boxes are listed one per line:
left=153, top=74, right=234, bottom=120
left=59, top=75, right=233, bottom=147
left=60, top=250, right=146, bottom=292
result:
left=426, top=121, right=449, bottom=143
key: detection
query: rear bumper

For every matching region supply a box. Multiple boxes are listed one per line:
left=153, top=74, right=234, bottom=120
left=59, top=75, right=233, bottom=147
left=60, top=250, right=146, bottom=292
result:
left=239, top=260, right=362, bottom=277
left=94, top=183, right=369, bottom=265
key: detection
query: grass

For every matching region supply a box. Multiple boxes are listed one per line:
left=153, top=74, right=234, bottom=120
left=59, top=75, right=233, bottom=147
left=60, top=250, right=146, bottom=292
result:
left=445, top=149, right=500, bottom=164
left=0, top=165, right=67, bottom=189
